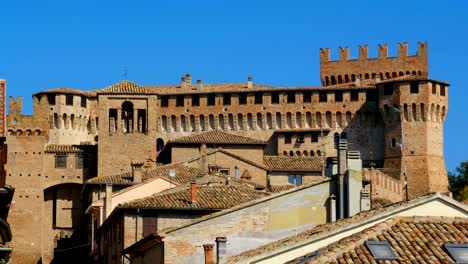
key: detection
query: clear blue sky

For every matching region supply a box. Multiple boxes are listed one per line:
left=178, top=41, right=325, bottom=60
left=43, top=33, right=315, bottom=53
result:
left=1, top=0, right=466, bottom=172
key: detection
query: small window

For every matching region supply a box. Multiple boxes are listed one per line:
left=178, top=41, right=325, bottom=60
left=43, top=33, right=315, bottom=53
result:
left=365, top=241, right=397, bottom=261
left=383, top=83, right=394, bottom=95
left=311, top=134, right=318, bottom=143
left=366, top=90, right=377, bottom=102
left=319, top=92, right=327, bottom=102
left=160, top=96, right=169, bottom=107
left=143, top=216, right=158, bottom=237
left=296, top=135, right=304, bottom=143
left=432, top=83, right=437, bottom=94
left=81, top=96, right=87, bottom=108
left=335, top=91, right=343, bottom=102
left=55, top=155, right=67, bottom=169
left=284, top=134, right=292, bottom=144
left=440, top=85, right=446, bottom=96
left=66, top=95, right=73, bottom=106
left=223, top=94, right=231, bottom=105
left=303, top=91, right=312, bottom=103
left=288, top=174, right=303, bottom=186
left=176, top=95, right=184, bottom=107
left=350, top=91, right=359, bottom=101
left=444, top=243, right=468, bottom=263
left=255, top=93, right=263, bottom=104
left=47, top=94, right=56, bottom=105
left=287, top=92, right=295, bottom=104
left=391, top=138, right=396, bottom=148
left=192, top=95, right=200, bottom=107
left=207, top=94, right=216, bottom=106
left=239, top=93, right=247, bottom=105
left=410, top=82, right=419, bottom=94
left=219, top=168, right=230, bottom=175
left=75, top=155, right=88, bottom=169
left=271, top=92, right=280, bottom=104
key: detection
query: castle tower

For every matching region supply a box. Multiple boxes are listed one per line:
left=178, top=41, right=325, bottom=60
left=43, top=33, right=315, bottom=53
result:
left=377, top=77, right=449, bottom=198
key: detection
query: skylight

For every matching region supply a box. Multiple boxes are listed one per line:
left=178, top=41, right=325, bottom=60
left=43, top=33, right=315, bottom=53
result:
left=365, top=241, right=398, bottom=261
left=444, top=243, right=468, bottom=263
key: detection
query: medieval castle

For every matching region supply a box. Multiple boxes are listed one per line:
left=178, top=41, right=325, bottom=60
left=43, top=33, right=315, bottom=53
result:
left=2, top=42, right=450, bottom=263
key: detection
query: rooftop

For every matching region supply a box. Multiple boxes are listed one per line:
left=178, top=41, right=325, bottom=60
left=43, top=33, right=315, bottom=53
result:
left=120, top=184, right=270, bottom=210
left=264, top=155, right=323, bottom=172
left=169, top=130, right=267, bottom=145
left=45, top=144, right=96, bottom=154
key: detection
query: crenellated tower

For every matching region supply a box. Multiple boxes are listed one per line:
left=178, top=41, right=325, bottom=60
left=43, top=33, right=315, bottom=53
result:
left=377, top=76, right=449, bottom=198
left=320, top=42, right=428, bottom=86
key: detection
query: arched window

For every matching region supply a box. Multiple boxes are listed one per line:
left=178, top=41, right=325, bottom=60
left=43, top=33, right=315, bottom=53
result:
left=317, top=150, right=322, bottom=156
left=331, top=76, right=336, bottom=85
left=121, top=101, right=134, bottom=133
left=218, top=114, right=225, bottom=130
left=310, top=150, right=315, bottom=156
left=296, top=151, right=301, bottom=156
left=340, top=132, right=347, bottom=140
left=289, top=151, right=294, bottom=156
left=275, top=112, right=282, bottom=129
left=305, top=112, right=312, bottom=128
left=334, top=132, right=340, bottom=149
left=283, top=151, right=288, bottom=156
left=209, top=115, right=215, bottom=130
left=295, top=112, right=302, bottom=128
left=266, top=113, right=273, bottom=129
left=237, top=114, right=244, bottom=130
left=338, top=75, right=343, bottom=84
left=351, top=74, right=356, bottom=82
left=303, top=150, right=308, bottom=156
left=156, top=138, right=165, bottom=152
left=247, top=114, right=253, bottom=130
left=256, top=113, right=262, bottom=130
left=181, top=116, right=187, bottom=132
left=325, top=76, right=330, bottom=86
left=344, top=75, right=350, bottom=83
left=200, top=115, right=206, bottom=131
left=286, top=112, right=292, bottom=128
left=228, top=114, right=234, bottom=130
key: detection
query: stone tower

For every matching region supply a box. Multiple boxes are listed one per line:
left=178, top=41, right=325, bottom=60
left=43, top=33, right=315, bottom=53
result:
left=378, top=77, right=449, bottom=198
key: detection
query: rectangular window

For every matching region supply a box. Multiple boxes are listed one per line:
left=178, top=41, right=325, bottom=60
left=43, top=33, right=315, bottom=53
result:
left=176, top=95, right=184, bottom=107
left=303, top=91, right=312, bottom=103
left=311, top=133, right=319, bottom=143
left=47, top=94, right=56, bottom=105
left=255, top=93, right=263, bottom=104
left=207, top=94, right=216, bottom=106
left=66, top=95, right=74, bottom=106
left=160, top=96, right=169, bottom=107
left=288, top=174, right=303, bottom=186
left=440, top=85, right=446, bottom=96
left=271, top=92, right=280, bottom=104
left=366, top=90, right=377, bottom=102
left=287, top=92, right=295, bottom=103
left=81, top=96, right=87, bottom=108
left=350, top=90, right=359, bottom=101
left=432, top=83, right=437, bottom=94
left=383, top=83, right=394, bottom=95
left=410, top=82, right=419, bottom=94
left=239, top=93, right=247, bottom=105
left=143, top=216, right=158, bottom=237
left=109, top=109, right=117, bottom=133
left=319, top=92, right=327, bottom=102
left=137, top=109, right=147, bottom=133
left=335, top=91, right=343, bottom=102
left=284, top=134, right=292, bottom=144
left=219, top=168, right=230, bottom=175
left=223, top=94, right=231, bottom=105
left=55, top=155, right=67, bottom=169
left=75, top=155, right=83, bottom=169
left=192, top=95, right=200, bottom=107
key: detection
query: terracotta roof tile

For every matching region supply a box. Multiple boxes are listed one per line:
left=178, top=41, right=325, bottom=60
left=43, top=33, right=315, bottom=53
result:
left=304, top=217, right=468, bottom=264
left=170, top=131, right=266, bottom=145
left=263, top=156, right=322, bottom=172
left=34, top=87, right=97, bottom=97
left=87, top=163, right=204, bottom=184
left=377, top=74, right=449, bottom=85
left=121, top=184, right=270, bottom=210
left=45, top=144, right=96, bottom=154
left=98, top=80, right=154, bottom=94
left=325, top=78, right=376, bottom=89
left=268, top=184, right=296, bottom=193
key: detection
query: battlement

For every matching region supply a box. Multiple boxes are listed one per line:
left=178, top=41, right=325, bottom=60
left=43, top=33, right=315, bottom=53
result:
left=320, top=42, right=428, bottom=86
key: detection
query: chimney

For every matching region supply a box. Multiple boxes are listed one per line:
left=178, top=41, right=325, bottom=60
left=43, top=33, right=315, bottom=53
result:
left=247, top=75, right=253, bottom=89
left=216, top=237, right=227, bottom=263
left=131, top=161, right=144, bottom=183
left=180, top=76, right=186, bottom=88
left=360, top=190, right=371, bottom=211
left=328, top=195, right=336, bottom=223
left=191, top=180, right=197, bottom=204
left=355, top=75, right=361, bottom=86
left=200, top=144, right=208, bottom=173
left=375, top=74, right=381, bottom=83
left=197, top=79, right=203, bottom=90
left=203, top=244, right=215, bottom=264
left=336, top=139, right=348, bottom=220
left=185, top=72, right=192, bottom=85
left=104, top=183, right=113, bottom=218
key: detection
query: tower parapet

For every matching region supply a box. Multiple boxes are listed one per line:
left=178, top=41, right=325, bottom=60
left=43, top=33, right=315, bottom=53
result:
left=320, top=42, right=428, bottom=86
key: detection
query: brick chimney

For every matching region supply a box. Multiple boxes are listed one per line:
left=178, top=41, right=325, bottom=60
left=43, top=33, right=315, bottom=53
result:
left=104, top=183, right=113, bottom=218
left=131, top=161, right=144, bottom=183
left=185, top=72, right=192, bottom=85
left=203, top=244, right=214, bottom=264
left=200, top=144, right=208, bottom=173
left=247, top=75, right=253, bottom=89
left=197, top=79, right=203, bottom=90
left=190, top=180, right=197, bottom=204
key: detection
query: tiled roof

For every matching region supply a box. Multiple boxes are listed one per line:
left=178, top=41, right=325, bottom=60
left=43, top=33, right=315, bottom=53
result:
left=325, top=79, right=376, bottom=89
left=86, top=163, right=204, bottom=184
left=98, top=80, right=153, bottom=94
left=263, top=156, right=322, bottom=172
left=120, top=184, right=270, bottom=210
left=170, top=131, right=267, bottom=145
left=34, top=87, right=97, bottom=97
left=45, top=144, right=96, bottom=154
left=377, top=74, right=449, bottom=85
left=225, top=193, right=467, bottom=263
left=304, top=216, right=468, bottom=264
left=268, top=184, right=296, bottom=193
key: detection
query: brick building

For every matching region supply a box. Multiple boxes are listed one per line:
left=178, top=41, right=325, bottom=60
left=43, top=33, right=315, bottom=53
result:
left=3, top=42, right=450, bottom=263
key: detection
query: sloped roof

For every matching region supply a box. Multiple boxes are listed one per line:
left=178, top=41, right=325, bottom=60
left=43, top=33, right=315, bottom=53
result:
left=303, top=216, right=468, bottom=264
left=170, top=131, right=267, bottom=145
left=225, top=193, right=468, bottom=263
left=45, top=144, right=96, bottom=154
left=120, top=184, right=270, bottom=210
left=377, top=74, right=449, bottom=85
left=264, top=156, right=322, bottom=172
left=86, top=163, right=204, bottom=184
left=34, top=87, right=97, bottom=97
left=97, top=80, right=154, bottom=95
left=325, top=78, right=376, bottom=89
left=268, top=184, right=296, bottom=193
left=182, top=148, right=269, bottom=170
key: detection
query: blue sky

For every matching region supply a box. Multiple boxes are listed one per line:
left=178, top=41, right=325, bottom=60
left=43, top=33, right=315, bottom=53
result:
left=0, top=0, right=466, bottom=172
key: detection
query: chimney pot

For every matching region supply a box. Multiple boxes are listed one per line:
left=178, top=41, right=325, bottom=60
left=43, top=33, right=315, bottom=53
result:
left=131, top=161, right=144, bottom=183
left=191, top=180, right=197, bottom=203
left=197, top=79, right=203, bottom=90
left=216, top=237, right=227, bottom=263
left=247, top=75, right=253, bottom=89
left=203, top=244, right=215, bottom=264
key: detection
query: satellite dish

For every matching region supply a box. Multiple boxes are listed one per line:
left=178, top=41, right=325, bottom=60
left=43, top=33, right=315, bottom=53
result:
left=169, top=169, right=176, bottom=178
